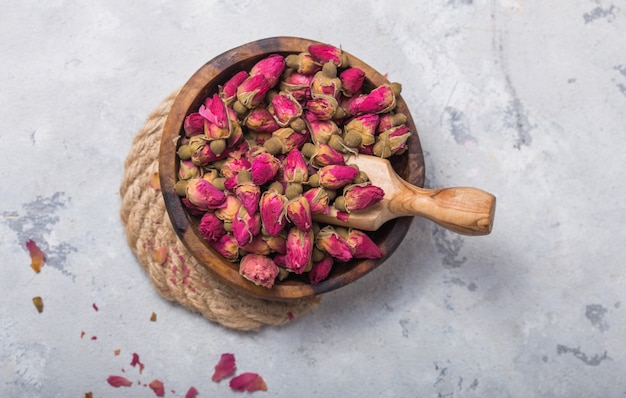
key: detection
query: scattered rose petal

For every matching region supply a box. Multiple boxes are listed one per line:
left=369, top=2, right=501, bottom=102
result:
left=150, top=312, right=157, bottom=322
left=130, top=353, right=145, bottom=374
left=287, top=311, right=294, bottom=321
left=149, top=379, right=165, bottom=397
left=185, top=386, right=199, bottom=398
left=80, top=331, right=85, bottom=338
left=154, top=247, right=168, bottom=264
left=150, top=172, right=161, bottom=190
left=26, top=239, right=45, bottom=273
left=91, top=336, right=97, bottom=340
left=107, top=375, right=133, bottom=388
left=85, top=392, right=93, bottom=398
left=32, top=296, right=43, bottom=313
left=212, top=353, right=236, bottom=382
left=92, top=303, right=99, bottom=312
left=114, top=349, right=121, bottom=356
left=229, top=372, right=267, bottom=392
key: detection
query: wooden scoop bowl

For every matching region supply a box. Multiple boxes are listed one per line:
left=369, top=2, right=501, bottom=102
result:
left=313, top=154, right=495, bottom=235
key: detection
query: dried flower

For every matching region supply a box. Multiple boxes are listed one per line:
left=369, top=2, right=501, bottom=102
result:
left=373, top=124, right=411, bottom=158
left=234, top=171, right=261, bottom=215
left=302, top=187, right=330, bottom=215
left=304, top=111, right=340, bottom=145
left=250, top=54, right=286, bottom=88
left=213, top=234, right=240, bottom=262
left=32, top=296, right=44, bottom=313
left=285, top=227, right=314, bottom=274
left=220, top=70, right=248, bottom=105
left=199, top=94, right=230, bottom=140
left=306, top=95, right=339, bottom=121
left=244, top=107, right=280, bottom=133
left=310, top=62, right=341, bottom=99
left=239, top=253, right=279, bottom=288
left=215, top=194, right=242, bottom=222
left=187, top=135, right=228, bottom=165
left=178, top=159, right=202, bottom=180
left=232, top=207, right=261, bottom=247
left=241, top=235, right=272, bottom=256
left=26, top=239, right=45, bottom=273
left=342, top=183, right=385, bottom=212
left=283, top=148, right=308, bottom=183
left=149, top=379, right=165, bottom=397
left=183, top=112, right=205, bottom=136
left=280, top=71, right=314, bottom=100
left=185, top=178, right=226, bottom=210
left=344, top=113, right=379, bottom=148
left=106, top=375, right=133, bottom=388
left=229, top=372, right=268, bottom=392
left=349, top=84, right=397, bottom=115
left=339, top=67, right=365, bottom=96
left=286, top=196, right=312, bottom=232
left=268, top=91, right=303, bottom=127
left=346, top=229, right=383, bottom=259
left=308, top=254, right=334, bottom=284
left=250, top=151, right=280, bottom=185
left=377, top=112, right=407, bottom=133
left=259, top=190, right=288, bottom=236
left=212, top=353, right=236, bottom=382
left=237, top=74, right=270, bottom=109
left=315, top=226, right=353, bottom=262
left=198, top=212, right=226, bottom=242
left=285, top=52, right=322, bottom=75
left=263, top=127, right=309, bottom=155
left=308, top=43, right=347, bottom=67
left=265, top=233, right=287, bottom=254
left=220, top=156, right=251, bottom=179
left=185, top=387, right=199, bottom=398
left=317, top=165, right=359, bottom=190
left=306, top=143, right=345, bottom=168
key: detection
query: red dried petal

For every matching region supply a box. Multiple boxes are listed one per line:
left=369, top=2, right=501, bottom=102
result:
left=212, top=353, right=237, bottom=382
left=107, top=375, right=133, bottom=388
left=149, top=379, right=165, bottom=397
left=26, top=239, right=45, bottom=273
left=154, top=247, right=169, bottom=264
left=185, top=386, right=199, bottom=398
left=92, top=303, right=99, bottom=312
left=130, top=353, right=145, bottom=374
left=229, top=372, right=267, bottom=392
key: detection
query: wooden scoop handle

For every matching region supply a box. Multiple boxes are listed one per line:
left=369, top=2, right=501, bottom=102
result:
left=391, top=179, right=496, bottom=235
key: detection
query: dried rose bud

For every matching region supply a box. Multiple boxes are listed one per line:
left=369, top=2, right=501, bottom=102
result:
left=344, top=113, right=380, bottom=148
left=198, top=212, right=226, bottom=242
left=259, top=190, right=288, bottom=236
left=186, top=178, right=226, bottom=210
left=263, top=127, right=309, bottom=155
left=178, top=159, right=202, bottom=180
left=182, top=197, right=207, bottom=216
left=317, top=165, right=359, bottom=190
left=310, top=62, right=341, bottom=99
left=304, top=111, right=340, bottom=145
left=237, top=74, right=270, bottom=109
left=302, top=187, right=330, bottom=215
left=188, top=136, right=228, bottom=165
left=307, top=143, right=346, bottom=168
left=349, top=84, right=397, bottom=115
left=250, top=151, right=280, bottom=185
left=339, top=67, right=365, bottom=96
left=346, top=229, right=383, bottom=259
left=377, top=112, right=407, bottom=133
left=244, top=107, right=280, bottom=134
left=239, top=254, right=279, bottom=288
left=232, top=207, right=261, bottom=246
left=215, top=194, right=242, bottom=222
left=234, top=171, right=261, bottom=215
left=220, top=156, right=251, bottom=179
left=265, top=233, right=287, bottom=254
left=220, top=70, right=248, bottom=105
left=373, top=124, right=411, bottom=158
left=213, top=234, right=240, bottom=262
left=306, top=95, right=339, bottom=121
left=183, top=113, right=205, bottom=137
left=280, top=71, right=314, bottom=101
left=199, top=94, right=229, bottom=131
left=285, top=227, right=314, bottom=274
left=250, top=54, right=286, bottom=88
left=286, top=196, right=312, bottom=232
left=342, top=183, right=385, bottom=212
left=315, top=226, right=353, bottom=262
left=308, top=254, right=334, bottom=284
left=285, top=52, right=322, bottom=75
left=308, top=43, right=348, bottom=67
left=268, top=91, right=303, bottom=127
left=283, top=148, right=308, bottom=183
left=241, top=235, right=272, bottom=256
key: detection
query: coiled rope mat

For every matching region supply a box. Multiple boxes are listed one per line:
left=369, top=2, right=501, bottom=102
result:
left=119, top=90, right=320, bottom=331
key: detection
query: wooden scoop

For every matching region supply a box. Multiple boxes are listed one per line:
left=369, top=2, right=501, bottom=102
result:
left=312, top=154, right=496, bottom=236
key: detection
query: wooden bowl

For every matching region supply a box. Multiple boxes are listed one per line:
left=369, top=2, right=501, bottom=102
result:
left=159, top=36, right=425, bottom=301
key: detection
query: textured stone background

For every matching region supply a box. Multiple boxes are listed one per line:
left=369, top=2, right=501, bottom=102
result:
left=2, top=0, right=625, bottom=396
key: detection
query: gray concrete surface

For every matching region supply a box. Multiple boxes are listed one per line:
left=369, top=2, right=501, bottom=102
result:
left=2, top=1, right=626, bottom=397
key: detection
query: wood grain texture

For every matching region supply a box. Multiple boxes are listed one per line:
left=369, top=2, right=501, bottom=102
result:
left=159, top=36, right=425, bottom=301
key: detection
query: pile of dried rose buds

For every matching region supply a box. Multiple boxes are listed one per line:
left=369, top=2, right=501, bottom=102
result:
left=174, top=43, right=412, bottom=288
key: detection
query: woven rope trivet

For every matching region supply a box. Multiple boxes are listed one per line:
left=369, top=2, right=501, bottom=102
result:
left=119, top=89, right=320, bottom=331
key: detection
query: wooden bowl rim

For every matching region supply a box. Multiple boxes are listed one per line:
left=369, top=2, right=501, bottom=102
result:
left=159, top=36, right=425, bottom=301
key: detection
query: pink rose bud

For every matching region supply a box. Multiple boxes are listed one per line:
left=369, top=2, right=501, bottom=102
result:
left=285, top=52, right=322, bottom=75
left=215, top=194, right=242, bottom=222
left=265, top=234, right=287, bottom=254
left=250, top=54, right=286, bottom=88
left=285, top=227, right=314, bottom=274
left=260, top=191, right=288, bottom=236
left=234, top=172, right=261, bottom=215
left=186, top=178, right=226, bottom=210
left=178, top=159, right=202, bottom=180
left=344, top=113, right=380, bottom=147
left=377, top=112, right=407, bottom=133
left=308, top=43, right=346, bottom=67
left=244, top=107, right=280, bottom=134
left=263, top=128, right=309, bottom=155
left=198, top=212, right=226, bottom=242
left=239, top=253, right=279, bottom=288
left=373, top=124, right=411, bottom=158
left=189, top=136, right=228, bottom=165
left=310, top=64, right=341, bottom=99
left=232, top=207, right=261, bottom=246
left=283, top=149, right=308, bottom=183
left=237, top=74, right=270, bottom=109
left=268, top=91, right=303, bottom=127
left=250, top=151, right=280, bottom=185
left=318, top=165, right=359, bottom=190
left=349, top=84, right=396, bottom=115
left=241, top=235, right=272, bottom=256
left=315, top=226, right=353, bottom=262
left=280, top=72, right=314, bottom=101
left=343, top=184, right=385, bottom=212
left=346, top=229, right=383, bottom=259
left=273, top=253, right=287, bottom=268
left=183, top=113, right=205, bottom=136
left=306, top=95, right=338, bottom=121
left=199, top=94, right=229, bottom=130
left=286, top=196, right=312, bottom=232
left=220, top=70, right=248, bottom=105
left=339, top=67, right=365, bottom=96
left=304, top=111, right=340, bottom=145
left=308, top=254, right=334, bottom=284
left=182, top=197, right=206, bottom=217
left=302, top=187, right=330, bottom=215
left=213, top=234, right=240, bottom=262
left=220, top=156, right=251, bottom=179
left=309, top=143, right=345, bottom=167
